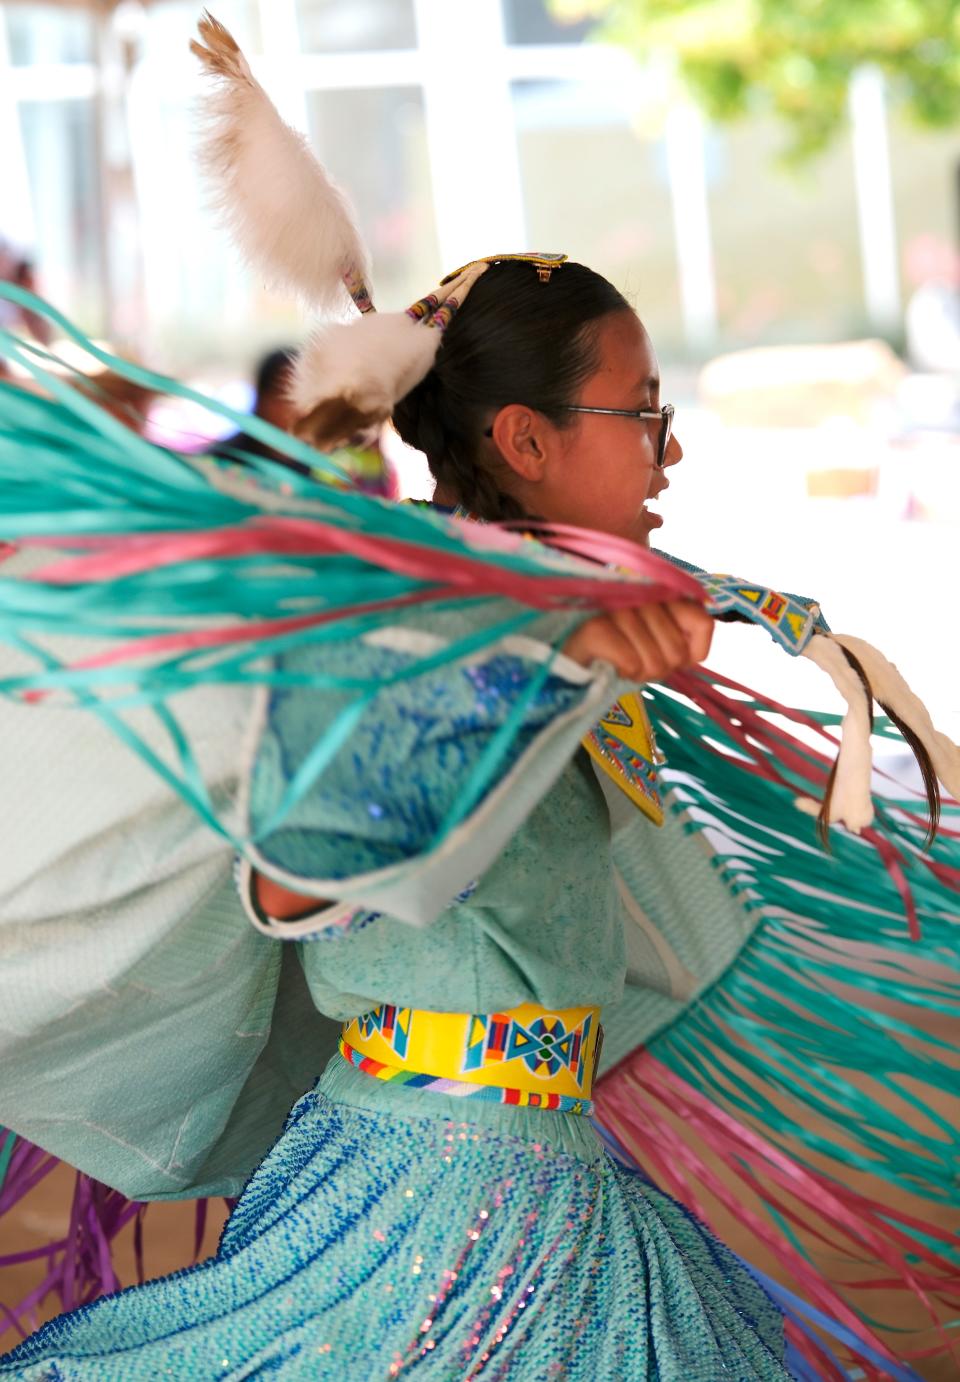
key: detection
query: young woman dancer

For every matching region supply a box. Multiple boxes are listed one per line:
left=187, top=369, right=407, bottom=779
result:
left=0, top=16, right=957, bottom=1380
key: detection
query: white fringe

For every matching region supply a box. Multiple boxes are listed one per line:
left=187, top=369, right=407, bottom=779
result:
left=831, top=633, right=960, bottom=801
left=191, top=12, right=372, bottom=315
left=802, top=634, right=875, bottom=831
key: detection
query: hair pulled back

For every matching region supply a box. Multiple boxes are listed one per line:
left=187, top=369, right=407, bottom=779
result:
left=392, top=261, right=631, bottom=520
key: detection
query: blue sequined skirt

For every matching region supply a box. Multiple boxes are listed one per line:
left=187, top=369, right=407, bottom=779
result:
left=0, top=1059, right=790, bottom=1380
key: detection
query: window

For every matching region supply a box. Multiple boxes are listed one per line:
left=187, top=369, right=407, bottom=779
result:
left=18, top=99, right=102, bottom=322
left=502, top=0, right=596, bottom=46
left=708, top=120, right=865, bottom=347
left=887, top=108, right=959, bottom=305
left=1, top=6, right=100, bottom=325
left=5, top=4, right=94, bottom=66
left=296, top=0, right=417, bottom=53
left=3, top=1, right=938, bottom=366
left=305, top=88, right=438, bottom=310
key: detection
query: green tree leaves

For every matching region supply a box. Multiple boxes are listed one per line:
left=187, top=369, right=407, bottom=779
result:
left=548, top=0, right=960, bottom=158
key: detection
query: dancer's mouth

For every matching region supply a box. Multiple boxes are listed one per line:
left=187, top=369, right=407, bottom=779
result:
left=640, top=497, right=664, bottom=529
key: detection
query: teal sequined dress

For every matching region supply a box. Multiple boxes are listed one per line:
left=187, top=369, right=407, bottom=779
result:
left=0, top=1068, right=788, bottom=1379
left=0, top=609, right=790, bottom=1379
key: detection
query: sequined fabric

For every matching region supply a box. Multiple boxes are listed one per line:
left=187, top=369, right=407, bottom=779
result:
left=0, top=1065, right=789, bottom=1380
left=252, top=639, right=588, bottom=882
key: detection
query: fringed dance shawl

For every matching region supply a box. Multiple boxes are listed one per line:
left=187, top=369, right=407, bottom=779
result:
left=1, top=288, right=959, bottom=1380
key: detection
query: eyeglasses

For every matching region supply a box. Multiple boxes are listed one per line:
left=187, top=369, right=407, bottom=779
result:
left=560, top=403, right=674, bottom=469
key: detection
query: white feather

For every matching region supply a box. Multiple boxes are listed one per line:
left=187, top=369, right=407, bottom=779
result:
left=191, top=12, right=372, bottom=315
left=291, top=313, right=442, bottom=429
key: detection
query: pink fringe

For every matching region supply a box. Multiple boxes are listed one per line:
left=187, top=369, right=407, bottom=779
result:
left=22, top=515, right=703, bottom=610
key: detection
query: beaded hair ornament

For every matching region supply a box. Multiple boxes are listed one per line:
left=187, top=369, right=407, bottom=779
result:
left=192, top=12, right=565, bottom=447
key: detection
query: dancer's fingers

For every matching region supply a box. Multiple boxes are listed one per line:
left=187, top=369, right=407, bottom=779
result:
left=666, top=601, right=714, bottom=664
left=563, top=615, right=647, bottom=681
left=563, top=600, right=711, bottom=682
left=609, top=604, right=689, bottom=683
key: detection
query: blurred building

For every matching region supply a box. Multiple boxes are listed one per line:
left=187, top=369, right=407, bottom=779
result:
left=1, top=0, right=958, bottom=372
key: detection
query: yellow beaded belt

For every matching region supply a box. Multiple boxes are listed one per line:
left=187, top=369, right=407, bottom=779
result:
left=339, top=1002, right=602, bottom=1115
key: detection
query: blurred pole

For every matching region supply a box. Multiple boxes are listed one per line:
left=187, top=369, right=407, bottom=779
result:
left=849, top=65, right=901, bottom=335
left=413, top=0, right=526, bottom=268
left=0, top=13, right=36, bottom=248
left=664, top=101, right=717, bottom=352
left=95, top=3, right=148, bottom=349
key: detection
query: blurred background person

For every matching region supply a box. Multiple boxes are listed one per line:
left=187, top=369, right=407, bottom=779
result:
left=207, top=345, right=301, bottom=464
left=207, top=345, right=396, bottom=494
left=904, top=230, right=960, bottom=375
left=76, top=368, right=158, bottom=434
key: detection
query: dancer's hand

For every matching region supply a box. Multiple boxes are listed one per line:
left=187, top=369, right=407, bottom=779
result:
left=563, top=601, right=712, bottom=683
left=253, top=872, right=328, bottom=920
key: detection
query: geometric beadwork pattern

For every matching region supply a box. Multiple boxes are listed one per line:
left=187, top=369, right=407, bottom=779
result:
left=652, top=548, right=829, bottom=652
left=603, top=700, right=635, bottom=728
left=698, top=573, right=820, bottom=654
left=592, top=724, right=661, bottom=805
left=463, top=1010, right=594, bottom=1091
left=356, top=1004, right=412, bottom=1060
left=337, top=1035, right=593, bottom=1114
left=584, top=692, right=664, bottom=827
left=341, top=1001, right=601, bottom=1112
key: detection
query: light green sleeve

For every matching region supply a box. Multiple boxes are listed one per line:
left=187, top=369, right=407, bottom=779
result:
left=0, top=652, right=338, bottom=1200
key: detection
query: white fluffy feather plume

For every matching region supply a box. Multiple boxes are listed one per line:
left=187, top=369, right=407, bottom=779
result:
left=191, top=11, right=372, bottom=315
left=292, top=314, right=443, bottom=449
left=289, top=260, right=492, bottom=446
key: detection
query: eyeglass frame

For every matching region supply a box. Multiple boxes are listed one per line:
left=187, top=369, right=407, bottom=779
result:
left=481, top=401, right=674, bottom=467
left=559, top=402, right=674, bottom=469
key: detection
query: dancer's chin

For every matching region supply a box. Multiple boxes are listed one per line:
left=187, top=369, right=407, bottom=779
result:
left=633, top=504, right=663, bottom=547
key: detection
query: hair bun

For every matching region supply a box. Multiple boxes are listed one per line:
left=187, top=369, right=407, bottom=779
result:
left=393, top=370, right=446, bottom=463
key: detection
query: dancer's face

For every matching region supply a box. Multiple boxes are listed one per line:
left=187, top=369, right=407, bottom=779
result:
left=489, top=311, right=681, bottom=547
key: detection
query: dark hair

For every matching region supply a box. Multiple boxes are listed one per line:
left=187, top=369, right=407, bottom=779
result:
left=255, top=347, right=296, bottom=401
left=392, top=260, right=631, bottom=520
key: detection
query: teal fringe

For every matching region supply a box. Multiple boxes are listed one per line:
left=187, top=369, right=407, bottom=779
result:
left=644, top=678, right=960, bottom=1243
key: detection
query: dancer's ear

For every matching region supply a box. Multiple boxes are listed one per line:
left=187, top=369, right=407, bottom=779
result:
left=488, top=404, right=550, bottom=484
